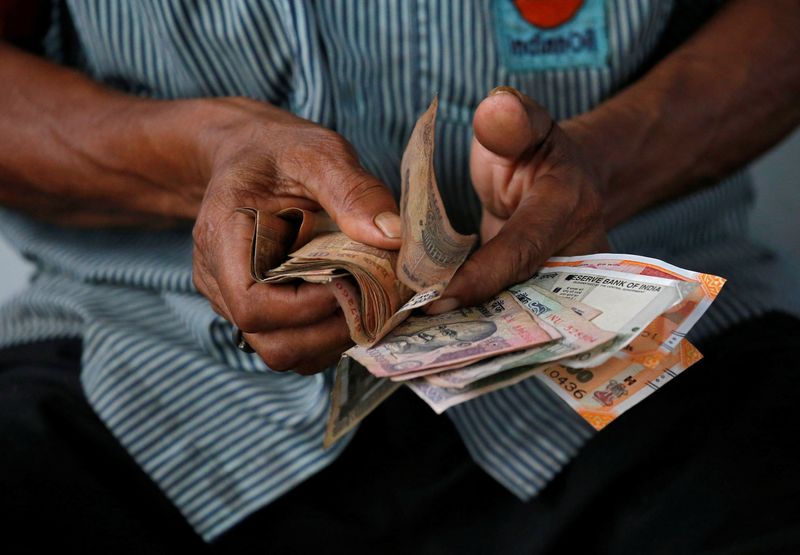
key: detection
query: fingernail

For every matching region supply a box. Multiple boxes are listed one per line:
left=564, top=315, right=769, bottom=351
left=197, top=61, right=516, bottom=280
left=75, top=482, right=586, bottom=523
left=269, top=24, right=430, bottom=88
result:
left=374, top=211, right=401, bottom=239
left=490, top=85, right=521, bottom=98
left=488, top=86, right=534, bottom=108
left=425, top=297, right=460, bottom=315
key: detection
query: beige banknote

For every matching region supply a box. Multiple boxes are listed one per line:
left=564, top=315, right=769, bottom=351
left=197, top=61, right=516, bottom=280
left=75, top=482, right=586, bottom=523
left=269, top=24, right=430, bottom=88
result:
left=396, top=96, right=476, bottom=293
left=244, top=97, right=476, bottom=346
left=265, top=232, right=414, bottom=345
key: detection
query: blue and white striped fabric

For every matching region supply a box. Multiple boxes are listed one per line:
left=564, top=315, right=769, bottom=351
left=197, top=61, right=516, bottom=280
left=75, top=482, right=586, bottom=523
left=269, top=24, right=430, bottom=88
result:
left=2, top=0, right=798, bottom=541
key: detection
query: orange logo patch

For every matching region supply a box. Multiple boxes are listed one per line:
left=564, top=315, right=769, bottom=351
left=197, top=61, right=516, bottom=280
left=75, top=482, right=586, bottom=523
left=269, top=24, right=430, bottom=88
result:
left=512, top=0, right=584, bottom=29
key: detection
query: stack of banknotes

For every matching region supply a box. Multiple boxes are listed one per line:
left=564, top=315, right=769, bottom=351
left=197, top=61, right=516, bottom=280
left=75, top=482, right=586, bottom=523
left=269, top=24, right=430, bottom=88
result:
left=239, top=98, right=725, bottom=447
left=327, top=252, right=724, bottom=446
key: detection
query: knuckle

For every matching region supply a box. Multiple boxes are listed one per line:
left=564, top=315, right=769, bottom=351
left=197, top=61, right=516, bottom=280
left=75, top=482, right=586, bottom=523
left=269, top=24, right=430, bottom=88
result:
left=229, top=301, right=261, bottom=333
left=573, top=184, right=603, bottom=232
left=316, top=128, right=354, bottom=155
left=282, top=130, right=356, bottom=191
left=261, top=344, right=298, bottom=372
left=583, top=185, right=604, bottom=217
left=191, top=252, right=212, bottom=297
left=336, top=172, right=386, bottom=213
left=295, top=129, right=351, bottom=165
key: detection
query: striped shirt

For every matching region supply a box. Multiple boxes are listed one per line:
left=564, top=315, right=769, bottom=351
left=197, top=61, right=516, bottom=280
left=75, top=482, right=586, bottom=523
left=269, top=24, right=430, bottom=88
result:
left=1, top=0, right=798, bottom=541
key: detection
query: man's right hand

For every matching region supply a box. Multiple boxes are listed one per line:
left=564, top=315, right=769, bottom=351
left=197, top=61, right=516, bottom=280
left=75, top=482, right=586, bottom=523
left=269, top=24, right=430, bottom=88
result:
left=190, top=97, right=402, bottom=375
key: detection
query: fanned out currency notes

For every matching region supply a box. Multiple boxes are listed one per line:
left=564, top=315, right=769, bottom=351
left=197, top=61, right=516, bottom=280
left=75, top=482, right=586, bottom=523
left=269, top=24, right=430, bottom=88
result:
left=424, top=284, right=617, bottom=390
left=326, top=254, right=724, bottom=446
left=517, top=266, right=698, bottom=368
left=406, top=334, right=702, bottom=427
left=241, top=97, right=476, bottom=346
left=325, top=355, right=401, bottom=447
left=347, top=291, right=560, bottom=381
left=237, top=98, right=725, bottom=448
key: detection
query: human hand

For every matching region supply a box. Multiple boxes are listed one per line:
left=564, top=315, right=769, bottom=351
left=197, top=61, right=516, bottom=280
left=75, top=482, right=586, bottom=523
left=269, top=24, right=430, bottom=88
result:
left=191, top=98, right=401, bottom=374
left=427, top=86, right=609, bottom=313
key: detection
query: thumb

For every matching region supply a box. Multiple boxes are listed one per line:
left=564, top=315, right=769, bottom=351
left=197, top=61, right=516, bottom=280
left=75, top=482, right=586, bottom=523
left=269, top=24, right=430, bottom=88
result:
left=470, top=87, right=555, bottom=218
left=310, top=163, right=402, bottom=250
left=473, top=86, right=553, bottom=160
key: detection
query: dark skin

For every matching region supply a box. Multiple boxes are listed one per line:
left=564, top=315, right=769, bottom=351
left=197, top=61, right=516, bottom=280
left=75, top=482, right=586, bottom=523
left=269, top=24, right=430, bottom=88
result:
left=1, top=0, right=799, bottom=374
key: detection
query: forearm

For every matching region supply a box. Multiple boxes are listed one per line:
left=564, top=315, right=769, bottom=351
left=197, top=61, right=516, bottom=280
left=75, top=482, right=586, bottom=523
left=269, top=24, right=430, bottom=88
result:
left=565, top=0, right=800, bottom=228
left=0, top=42, right=209, bottom=225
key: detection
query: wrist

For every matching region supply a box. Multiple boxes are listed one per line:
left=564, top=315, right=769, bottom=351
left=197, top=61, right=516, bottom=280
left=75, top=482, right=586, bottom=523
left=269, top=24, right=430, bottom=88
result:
left=106, top=97, right=213, bottom=218
left=49, top=90, right=210, bottom=221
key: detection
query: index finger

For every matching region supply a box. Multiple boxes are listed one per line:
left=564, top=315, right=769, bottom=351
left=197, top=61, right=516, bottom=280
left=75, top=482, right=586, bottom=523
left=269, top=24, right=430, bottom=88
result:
left=212, top=210, right=339, bottom=332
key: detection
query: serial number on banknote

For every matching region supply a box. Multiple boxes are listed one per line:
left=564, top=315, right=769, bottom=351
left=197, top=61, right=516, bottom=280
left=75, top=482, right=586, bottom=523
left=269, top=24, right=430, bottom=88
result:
left=546, top=367, right=590, bottom=399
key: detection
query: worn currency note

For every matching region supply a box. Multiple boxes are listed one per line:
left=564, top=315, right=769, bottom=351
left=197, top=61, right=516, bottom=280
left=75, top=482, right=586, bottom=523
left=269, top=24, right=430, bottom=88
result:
left=323, top=355, right=401, bottom=448
left=425, top=284, right=616, bottom=389
left=346, top=291, right=559, bottom=379
left=266, top=232, right=415, bottom=345
left=245, top=97, right=476, bottom=346
left=240, top=207, right=339, bottom=281
left=406, top=361, right=549, bottom=414
left=396, top=96, right=476, bottom=293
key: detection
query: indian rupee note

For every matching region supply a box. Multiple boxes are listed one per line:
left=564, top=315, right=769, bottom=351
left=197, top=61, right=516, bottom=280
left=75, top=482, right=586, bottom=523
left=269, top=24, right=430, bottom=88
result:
left=347, top=291, right=559, bottom=379
left=323, top=356, right=401, bottom=447
left=406, top=361, right=548, bottom=414
left=532, top=335, right=703, bottom=430
left=524, top=266, right=697, bottom=368
left=396, top=96, right=476, bottom=294
left=542, top=253, right=726, bottom=361
left=425, top=284, right=616, bottom=389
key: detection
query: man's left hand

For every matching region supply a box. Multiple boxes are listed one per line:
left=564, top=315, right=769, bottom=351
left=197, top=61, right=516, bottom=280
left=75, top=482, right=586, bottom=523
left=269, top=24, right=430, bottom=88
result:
left=427, top=86, right=609, bottom=313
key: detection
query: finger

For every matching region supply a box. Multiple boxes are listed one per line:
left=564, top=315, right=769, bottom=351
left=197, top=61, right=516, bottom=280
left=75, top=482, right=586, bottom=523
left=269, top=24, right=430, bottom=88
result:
left=297, top=143, right=402, bottom=250
left=243, top=311, right=352, bottom=374
left=192, top=246, right=235, bottom=321
left=470, top=87, right=555, bottom=217
left=473, top=86, right=554, bottom=160
left=427, top=176, right=578, bottom=312
left=203, top=210, right=340, bottom=332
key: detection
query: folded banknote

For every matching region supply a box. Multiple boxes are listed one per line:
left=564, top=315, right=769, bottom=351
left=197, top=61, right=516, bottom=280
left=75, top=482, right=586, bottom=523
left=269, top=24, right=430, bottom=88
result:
left=324, top=255, right=724, bottom=446
left=234, top=97, right=726, bottom=447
